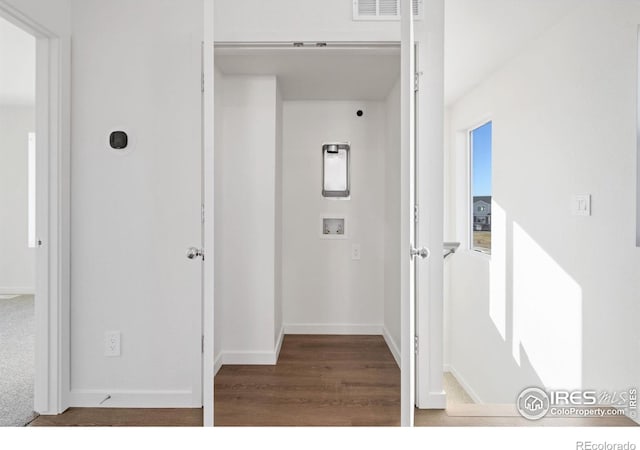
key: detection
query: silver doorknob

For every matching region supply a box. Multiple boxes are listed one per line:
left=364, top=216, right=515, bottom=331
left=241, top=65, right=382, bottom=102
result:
left=186, top=247, right=204, bottom=260
left=411, top=246, right=430, bottom=260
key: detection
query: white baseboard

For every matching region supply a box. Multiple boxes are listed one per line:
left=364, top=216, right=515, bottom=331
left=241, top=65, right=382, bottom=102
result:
left=446, top=364, right=484, bottom=404
left=216, top=327, right=285, bottom=369
left=0, top=287, right=35, bottom=295
left=274, top=326, right=284, bottom=362
left=382, top=327, right=400, bottom=368
left=214, top=353, right=223, bottom=376
left=68, top=390, right=197, bottom=408
left=421, top=391, right=448, bottom=409
left=283, top=323, right=383, bottom=335
left=221, top=351, right=278, bottom=365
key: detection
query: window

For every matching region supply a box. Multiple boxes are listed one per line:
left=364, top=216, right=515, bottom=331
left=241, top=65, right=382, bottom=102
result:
left=470, top=121, right=492, bottom=253
left=28, top=132, right=36, bottom=248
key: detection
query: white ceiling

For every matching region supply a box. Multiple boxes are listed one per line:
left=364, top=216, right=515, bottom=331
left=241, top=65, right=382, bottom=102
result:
left=445, top=0, right=580, bottom=106
left=215, top=47, right=400, bottom=101
left=0, top=16, right=35, bottom=106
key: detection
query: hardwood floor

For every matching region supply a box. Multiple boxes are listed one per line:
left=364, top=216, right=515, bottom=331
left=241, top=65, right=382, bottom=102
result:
left=29, top=408, right=203, bottom=427
left=26, top=334, right=638, bottom=427
left=214, top=335, right=401, bottom=426
left=415, top=405, right=637, bottom=427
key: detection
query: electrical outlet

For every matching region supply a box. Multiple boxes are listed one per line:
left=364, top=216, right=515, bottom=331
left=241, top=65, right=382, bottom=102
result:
left=352, top=244, right=361, bottom=261
left=104, top=331, right=121, bottom=357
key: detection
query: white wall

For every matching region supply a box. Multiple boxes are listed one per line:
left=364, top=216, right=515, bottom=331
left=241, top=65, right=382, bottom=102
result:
left=384, top=80, right=401, bottom=361
left=0, top=106, right=35, bottom=293
left=69, top=0, right=203, bottom=406
left=281, top=101, right=386, bottom=335
left=445, top=1, right=640, bottom=404
left=214, top=0, right=401, bottom=43
left=215, top=74, right=280, bottom=364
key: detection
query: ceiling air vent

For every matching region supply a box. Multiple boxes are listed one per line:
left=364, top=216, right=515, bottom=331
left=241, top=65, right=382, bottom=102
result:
left=353, top=0, right=423, bottom=21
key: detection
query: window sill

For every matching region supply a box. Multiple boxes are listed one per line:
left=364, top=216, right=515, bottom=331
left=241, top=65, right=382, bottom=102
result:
left=466, top=248, right=492, bottom=261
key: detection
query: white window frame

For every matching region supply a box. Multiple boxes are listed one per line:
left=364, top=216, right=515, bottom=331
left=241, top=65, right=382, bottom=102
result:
left=468, top=120, right=492, bottom=255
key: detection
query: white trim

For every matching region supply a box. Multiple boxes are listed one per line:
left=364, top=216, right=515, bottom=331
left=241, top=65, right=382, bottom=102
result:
left=275, top=326, right=285, bottom=360
left=69, top=390, right=196, bottom=408
left=202, top=0, right=216, bottom=428
left=0, top=287, right=36, bottom=295
left=215, top=327, right=285, bottom=369
left=283, top=323, right=383, bottom=335
left=214, top=353, right=223, bottom=376
left=382, top=327, right=400, bottom=368
left=400, top=0, right=415, bottom=427
left=445, top=364, right=484, bottom=405
left=220, top=351, right=279, bottom=366
left=414, top=0, right=446, bottom=417
left=422, top=391, right=447, bottom=409
left=0, top=1, right=71, bottom=417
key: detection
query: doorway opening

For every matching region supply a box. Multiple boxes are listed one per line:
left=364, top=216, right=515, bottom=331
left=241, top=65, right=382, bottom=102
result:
left=0, top=13, right=37, bottom=426
left=212, top=43, right=403, bottom=426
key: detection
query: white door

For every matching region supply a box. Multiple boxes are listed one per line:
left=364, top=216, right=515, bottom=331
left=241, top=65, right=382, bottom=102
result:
left=202, top=0, right=216, bottom=427
left=400, top=0, right=418, bottom=427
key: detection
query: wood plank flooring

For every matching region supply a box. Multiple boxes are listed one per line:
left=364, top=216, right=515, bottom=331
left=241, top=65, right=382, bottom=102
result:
left=214, top=335, right=401, bottom=426
left=29, top=408, right=203, bottom=427
left=27, top=334, right=638, bottom=427
left=415, top=405, right=637, bottom=427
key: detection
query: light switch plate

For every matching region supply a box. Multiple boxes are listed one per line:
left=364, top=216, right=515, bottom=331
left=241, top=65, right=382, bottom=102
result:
left=572, top=194, right=591, bottom=216
left=352, top=244, right=361, bottom=261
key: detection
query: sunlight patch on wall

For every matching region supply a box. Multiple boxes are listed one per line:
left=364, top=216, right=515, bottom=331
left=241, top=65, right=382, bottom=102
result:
left=489, top=201, right=506, bottom=340
left=512, top=222, right=582, bottom=390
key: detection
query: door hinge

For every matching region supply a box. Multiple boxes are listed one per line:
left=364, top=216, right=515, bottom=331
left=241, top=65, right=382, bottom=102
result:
left=201, top=335, right=205, bottom=353
left=201, top=204, right=205, bottom=224
left=414, top=72, right=420, bottom=92
left=414, top=204, right=419, bottom=223
left=201, top=73, right=205, bottom=93
left=414, top=335, right=419, bottom=354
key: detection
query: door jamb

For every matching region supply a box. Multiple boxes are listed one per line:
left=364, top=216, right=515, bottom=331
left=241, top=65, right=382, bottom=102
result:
left=0, top=1, right=71, bottom=415
left=202, top=0, right=215, bottom=427
left=202, top=0, right=423, bottom=427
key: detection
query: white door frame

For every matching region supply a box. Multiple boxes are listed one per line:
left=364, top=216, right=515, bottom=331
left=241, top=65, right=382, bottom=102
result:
left=414, top=0, right=446, bottom=410
left=400, top=0, right=416, bottom=427
left=202, top=0, right=215, bottom=428
left=0, top=1, right=71, bottom=415
left=201, top=0, right=444, bottom=427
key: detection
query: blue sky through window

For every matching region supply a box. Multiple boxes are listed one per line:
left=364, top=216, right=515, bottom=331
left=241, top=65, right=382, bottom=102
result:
left=472, top=121, right=492, bottom=197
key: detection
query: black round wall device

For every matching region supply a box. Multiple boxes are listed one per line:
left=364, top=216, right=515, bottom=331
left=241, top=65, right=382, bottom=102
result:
left=356, top=110, right=364, bottom=117
left=110, top=131, right=128, bottom=150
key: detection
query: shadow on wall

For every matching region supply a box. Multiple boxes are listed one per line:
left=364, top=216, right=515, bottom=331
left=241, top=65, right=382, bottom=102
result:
left=449, top=201, right=583, bottom=403
left=493, top=201, right=583, bottom=390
